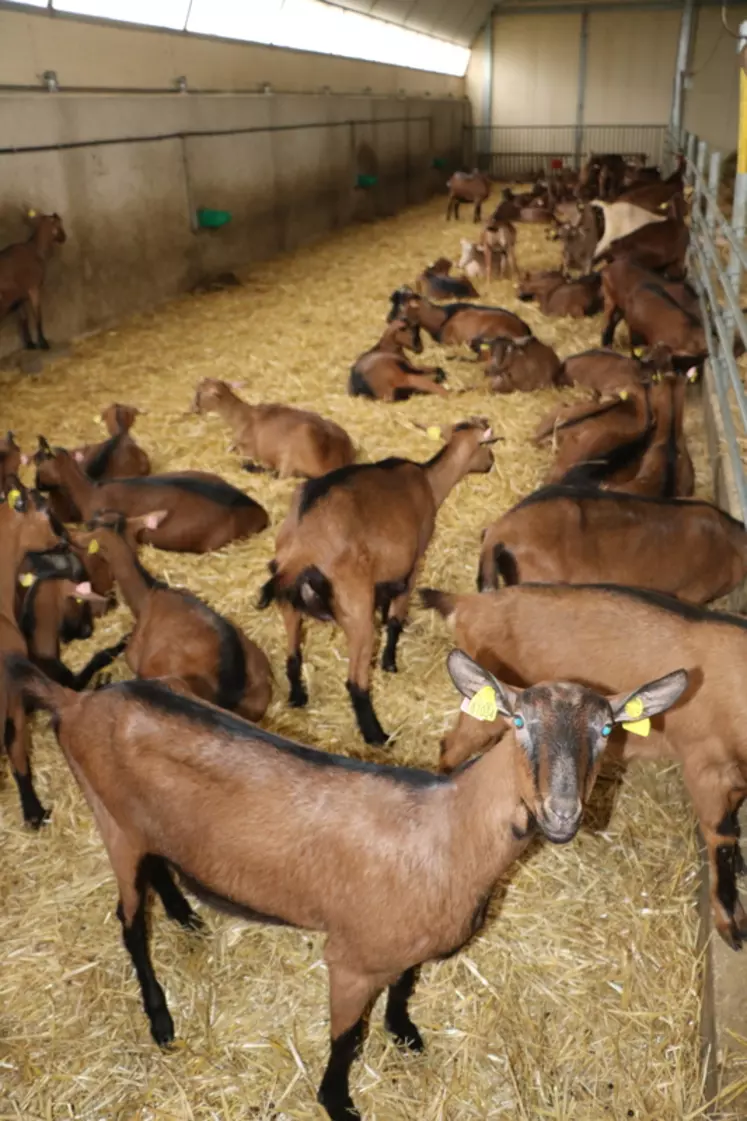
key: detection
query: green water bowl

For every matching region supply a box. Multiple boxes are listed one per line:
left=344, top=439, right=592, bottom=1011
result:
left=432, top=157, right=447, bottom=169
left=356, top=174, right=378, bottom=189
left=197, top=208, right=232, bottom=230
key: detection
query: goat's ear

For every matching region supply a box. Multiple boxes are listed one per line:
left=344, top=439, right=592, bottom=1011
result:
left=446, top=649, right=517, bottom=719
left=608, top=669, right=689, bottom=724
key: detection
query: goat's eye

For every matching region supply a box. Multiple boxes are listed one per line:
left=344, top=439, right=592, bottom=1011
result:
left=513, top=715, right=525, bottom=729
left=601, top=723, right=612, bottom=737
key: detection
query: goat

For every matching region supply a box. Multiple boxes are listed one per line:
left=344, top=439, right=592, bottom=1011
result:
left=71, top=512, right=272, bottom=720
left=476, top=483, right=744, bottom=602
left=457, top=239, right=488, bottom=281
left=73, top=403, right=151, bottom=480
left=480, top=220, right=518, bottom=280
left=601, top=259, right=706, bottom=364
left=5, top=648, right=685, bottom=1119
left=349, top=319, right=448, bottom=402
left=446, top=170, right=491, bottom=221
left=420, top=581, right=747, bottom=950
left=609, top=374, right=694, bottom=498
left=20, top=573, right=125, bottom=690
left=553, top=348, right=650, bottom=400
left=557, top=206, right=603, bottom=273
left=591, top=200, right=668, bottom=260
left=258, top=420, right=497, bottom=744
left=617, top=160, right=685, bottom=213
left=0, top=431, right=22, bottom=490
left=0, top=210, right=66, bottom=349
left=544, top=385, right=653, bottom=485
left=594, top=215, right=689, bottom=278
left=0, top=478, right=83, bottom=825
left=578, top=153, right=626, bottom=200
left=517, top=270, right=602, bottom=318
left=415, top=258, right=479, bottom=301
left=33, top=438, right=269, bottom=552
left=387, top=288, right=531, bottom=350
left=190, top=379, right=355, bottom=479
left=484, top=335, right=565, bottom=393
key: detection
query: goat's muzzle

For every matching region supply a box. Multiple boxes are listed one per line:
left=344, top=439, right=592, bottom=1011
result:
left=536, top=798, right=583, bottom=845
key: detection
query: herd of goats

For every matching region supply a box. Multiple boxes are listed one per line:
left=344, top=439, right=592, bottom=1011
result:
left=1, top=148, right=746, bottom=1120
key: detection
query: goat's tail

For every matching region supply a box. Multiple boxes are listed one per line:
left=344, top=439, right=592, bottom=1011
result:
left=258, top=562, right=334, bottom=622
left=4, top=654, right=73, bottom=719
left=420, top=587, right=457, bottom=618
left=477, top=543, right=519, bottom=591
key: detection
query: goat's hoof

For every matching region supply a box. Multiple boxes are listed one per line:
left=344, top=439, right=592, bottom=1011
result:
left=39, top=339, right=51, bottom=351
left=289, top=688, right=308, bottom=708
left=387, top=1016, right=424, bottom=1052
left=317, top=1088, right=361, bottom=1121
left=182, top=911, right=205, bottom=933
left=26, top=805, right=51, bottom=830
left=364, top=728, right=390, bottom=747
left=381, top=655, right=398, bottom=674
left=434, top=367, right=448, bottom=384
left=150, top=1007, right=175, bottom=1047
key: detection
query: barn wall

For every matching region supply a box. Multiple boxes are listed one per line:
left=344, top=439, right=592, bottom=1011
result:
left=472, top=2, right=739, bottom=156
left=0, top=10, right=467, bottom=359
left=491, top=12, right=581, bottom=126
left=684, top=5, right=747, bottom=155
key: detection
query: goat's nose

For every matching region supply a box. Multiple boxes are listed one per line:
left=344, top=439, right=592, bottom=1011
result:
left=543, top=798, right=582, bottom=825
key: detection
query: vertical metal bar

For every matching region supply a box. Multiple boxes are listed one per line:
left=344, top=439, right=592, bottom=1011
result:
left=484, top=12, right=493, bottom=151
left=727, top=22, right=747, bottom=339
left=694, top=137, right=707, bottom=222
left=708, top=149, right=722, bottom=236
left=574, top=10, right=589, bottom=171
left=671, top=0, right=695, bottom=140
left=685, top=132, right=696, bottom=187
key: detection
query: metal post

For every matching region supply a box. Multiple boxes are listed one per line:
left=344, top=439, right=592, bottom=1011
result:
left=727, top=21, right=747, bottom=326
left=707, top=149, right=722, bottom=237
left=685, top=131, right=696, bottom=188
left=574, top=10, right=589, bottom=171
left=671, top=0, right=695, bottom=140
left=694, top=137, right=707, bottom=217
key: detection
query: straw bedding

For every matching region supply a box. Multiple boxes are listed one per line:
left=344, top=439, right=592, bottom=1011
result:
left=0, top=192, right=733, bottom=1120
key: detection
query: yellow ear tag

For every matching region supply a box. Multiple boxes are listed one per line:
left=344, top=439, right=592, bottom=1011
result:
left=618, top=390, right=629, bottom=401
left=480, top=343, right=491, bottom=353
left=7, top=488, right=21, bottom=509
left=426, top=426, right=442, bottom=442
left=622, top=696, right=651, bottom=737
left=18, top=573, right=35, bottom=588
left=461, top=685, right=498, bottom=722
left=27, top=208, right=37, bottom=218
left=75, top=597, right=83, bottom=604
left=633, top=347, right=644, bottom=358
left=87, top=539, right=100, bottom=555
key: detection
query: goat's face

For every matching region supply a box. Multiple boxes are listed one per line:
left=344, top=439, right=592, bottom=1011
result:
left=446, top=417, right=498, bottom=473
left=448, top=651, right=689, bottom=845
left=390, top=319, right=422, bottom=354
left=100, top=403, right=141, bottom=433
left=387, top=286, right=417, bottom=323
left=0, top=431, right=22, bottom=479
left=2, top=477, right=80, bottom=574
left=32, top=436, right=65, bottom=492
left=191, top=378, right=230, bottom=414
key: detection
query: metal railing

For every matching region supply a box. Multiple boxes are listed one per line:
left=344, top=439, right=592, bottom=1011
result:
left=466, top=123, right=668, bottom=179
left=680, top=126, right=747, bottom=522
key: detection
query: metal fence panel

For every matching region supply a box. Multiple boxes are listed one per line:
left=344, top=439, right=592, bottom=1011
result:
left=467, top=124, right=668, bottom=179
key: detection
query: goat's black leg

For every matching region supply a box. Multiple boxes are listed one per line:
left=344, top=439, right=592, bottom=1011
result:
left=280, top=603, right=308, bottom=707
left=5, top=715, right=48, bottom=828
left=381, top=619, right=403, bottom=674
left=385, top=967, right=423, bottom=1051
left=346, top=682, right=387, bottom=746
left=145, top=856, right=203, bottom=930
left=601, top=306, right=623, bottom=347
left=17, top=304, right=36, bottom=350
left=118, top=881, right=174, bottom=1045
left=318, top=1019, right=365, bottom=1121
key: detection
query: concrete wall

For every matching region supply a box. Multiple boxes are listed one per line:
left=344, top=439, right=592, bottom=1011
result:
left=0, top=10, right=468, bottom=359
left=584, top=8, right=680, bottom=126
left=491, top=12, right=581, bottom=126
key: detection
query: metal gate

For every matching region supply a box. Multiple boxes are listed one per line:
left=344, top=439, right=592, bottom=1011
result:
left=466, top=124, right=669, bottom=179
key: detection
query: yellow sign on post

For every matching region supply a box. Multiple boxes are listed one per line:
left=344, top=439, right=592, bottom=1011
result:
left=735, top=69, right=740, bottom=175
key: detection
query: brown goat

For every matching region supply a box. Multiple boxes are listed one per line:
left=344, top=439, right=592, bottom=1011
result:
left=72, top=513, right=272, bottom=720
left=33, top=439, right=268, bottom=552
left=258, top=420, right=497, bottom=744
left=191, top=379, right=355, bottom=479
left=610, top=374, right=693, bottom=498
left=0, top=431, right=22, bottom=491
left=415, top=258, right=479, bottom=301
left=595, top=215, right=689, bottom=277
left=485, top=335, right=565, bottom=393
left=349, top=319, right=448, bottom=401
left=0, top=210, right=66, bottom=349
left=0, top=480, right=83, bottom=826
left=553, top=348, right=650, bottom=399
left=617, top=161, right=685, bottom=213
left=387, top=288, right=531, bottom=349
left=517, top=270, right=602, bottom=318
left=6, top=649, right=685, bottom=1120
left=480, top=220, right=518, bottom=281
left=74, top=404, right=151, bottom=480
left=446, top=170, right=491, bottom=221
left=544, top=386, right=653, bottom=486
left=420, top=581, right=747, bottom=949
left=601, top=259, right=706, bottom=363
left=477, top=483, right=743, bottom=601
